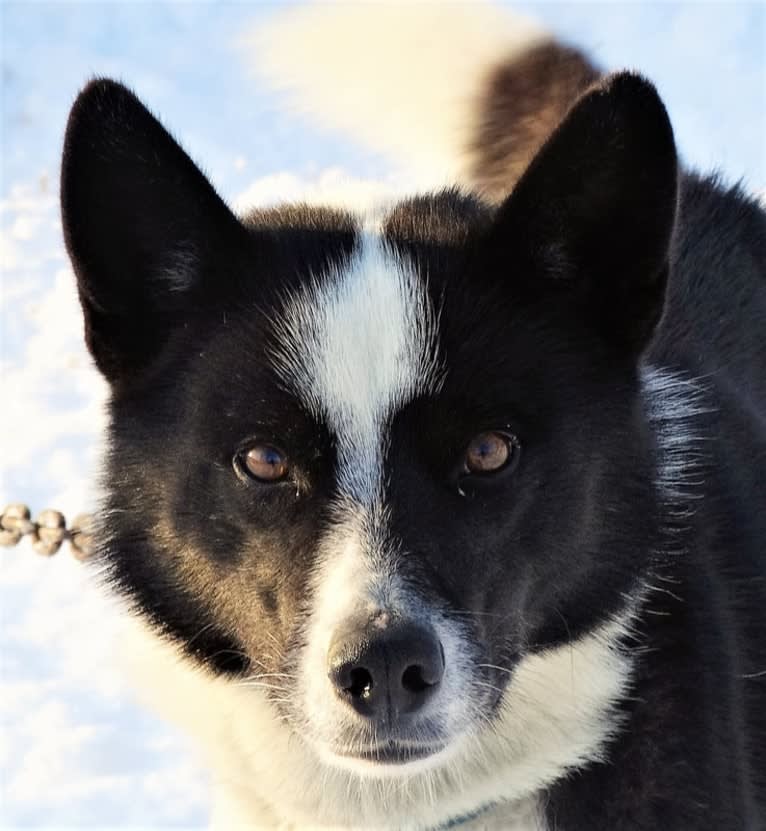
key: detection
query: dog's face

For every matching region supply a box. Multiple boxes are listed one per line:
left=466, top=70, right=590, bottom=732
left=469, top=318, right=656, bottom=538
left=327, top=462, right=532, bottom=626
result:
left=61, top=74, right=677, bottom=791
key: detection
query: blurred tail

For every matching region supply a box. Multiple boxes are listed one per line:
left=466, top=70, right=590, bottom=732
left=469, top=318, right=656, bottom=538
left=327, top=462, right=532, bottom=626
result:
left=248, top=2, right=600, bottom=201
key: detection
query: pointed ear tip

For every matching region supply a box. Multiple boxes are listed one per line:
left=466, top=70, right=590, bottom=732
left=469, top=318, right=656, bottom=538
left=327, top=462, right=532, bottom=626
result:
left=66, top=77, right=140, bottom=133
left=72, top=77, right=129, bottom=107
left=589, top=71, right=676, bottom=157
left=596, top=71, right=671, bottom=120
left=63, top=78, right=155, bottom=189
left=599, top=70, right=658, bottom=94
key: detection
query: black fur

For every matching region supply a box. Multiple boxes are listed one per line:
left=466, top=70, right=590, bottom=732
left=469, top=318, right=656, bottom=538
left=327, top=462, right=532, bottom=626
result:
left=61, top=70, right=765, bottom=829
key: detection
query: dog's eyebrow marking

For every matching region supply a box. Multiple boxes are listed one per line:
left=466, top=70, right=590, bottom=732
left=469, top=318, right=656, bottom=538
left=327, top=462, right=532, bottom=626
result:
left=270, top=221, right=443, bottom=503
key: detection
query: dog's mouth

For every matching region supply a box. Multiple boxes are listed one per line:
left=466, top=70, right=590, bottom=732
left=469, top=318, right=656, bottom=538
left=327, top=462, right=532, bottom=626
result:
left=332, top=740, right=446, bottom=766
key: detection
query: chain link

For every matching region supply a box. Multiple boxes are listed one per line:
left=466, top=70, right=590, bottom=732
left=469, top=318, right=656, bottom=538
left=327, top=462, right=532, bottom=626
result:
left=0, top=504, right=95, bottom=560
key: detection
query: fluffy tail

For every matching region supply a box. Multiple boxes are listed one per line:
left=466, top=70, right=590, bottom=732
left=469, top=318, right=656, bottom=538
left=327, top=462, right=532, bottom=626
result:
left=247, top=2, right=599, bottom=201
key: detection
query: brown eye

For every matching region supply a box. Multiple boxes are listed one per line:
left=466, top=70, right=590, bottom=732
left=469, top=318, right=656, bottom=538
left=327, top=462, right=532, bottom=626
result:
left=463, top=431, right=517, bottom=475
left=239, top=443, right=289, bottom=483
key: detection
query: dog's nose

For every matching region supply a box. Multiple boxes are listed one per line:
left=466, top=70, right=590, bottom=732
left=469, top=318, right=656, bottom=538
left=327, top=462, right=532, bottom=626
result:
left=327, top=619, right=445, bottom=720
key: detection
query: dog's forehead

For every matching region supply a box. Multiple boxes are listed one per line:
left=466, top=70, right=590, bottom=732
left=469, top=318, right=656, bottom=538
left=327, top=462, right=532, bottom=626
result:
left=268, top=220, right=443, bottom=503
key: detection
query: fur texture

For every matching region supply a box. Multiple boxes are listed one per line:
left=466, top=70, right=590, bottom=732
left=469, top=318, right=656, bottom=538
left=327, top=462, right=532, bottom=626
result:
left=61, top=5, right=765, bottom=829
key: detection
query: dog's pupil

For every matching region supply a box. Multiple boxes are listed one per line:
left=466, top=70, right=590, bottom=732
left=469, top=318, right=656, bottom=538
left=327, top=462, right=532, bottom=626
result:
left=466, top=432, right=509, bottom=473
left=245, top=445, right=288, bottom=481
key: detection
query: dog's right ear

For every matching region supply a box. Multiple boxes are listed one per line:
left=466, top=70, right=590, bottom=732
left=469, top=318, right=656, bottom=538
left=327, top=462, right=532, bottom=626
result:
left=61, top=79, right=249, bottom=384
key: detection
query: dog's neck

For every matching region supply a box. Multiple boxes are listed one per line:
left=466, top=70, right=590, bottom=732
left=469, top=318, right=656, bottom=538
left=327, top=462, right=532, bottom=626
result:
left=211, top=780, right=540, bottom=830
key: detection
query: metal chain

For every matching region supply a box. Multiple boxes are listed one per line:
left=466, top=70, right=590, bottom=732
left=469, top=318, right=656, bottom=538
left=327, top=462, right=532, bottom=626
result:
left=0, top=504, right=94, bottom=560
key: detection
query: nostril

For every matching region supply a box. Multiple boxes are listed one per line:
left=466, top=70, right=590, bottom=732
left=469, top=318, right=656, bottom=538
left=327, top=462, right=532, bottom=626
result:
left=346, top=667, right=374, bottom=699
left=401, top=664, right=431, bottom=693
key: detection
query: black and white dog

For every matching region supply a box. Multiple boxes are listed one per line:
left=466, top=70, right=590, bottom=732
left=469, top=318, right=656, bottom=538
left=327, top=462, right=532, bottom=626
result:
left=61, top=5, right=765, bottom=829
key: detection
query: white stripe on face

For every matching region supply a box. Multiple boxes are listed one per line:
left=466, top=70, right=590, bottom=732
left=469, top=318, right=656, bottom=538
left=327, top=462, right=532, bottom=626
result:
left=270, top=223, right=454, bottom=761
left=270, top=226, right=442, bottom=505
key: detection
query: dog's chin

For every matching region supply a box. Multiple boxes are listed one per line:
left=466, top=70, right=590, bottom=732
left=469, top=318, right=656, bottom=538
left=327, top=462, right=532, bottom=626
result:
left=318, top=739, right=459, bottom=778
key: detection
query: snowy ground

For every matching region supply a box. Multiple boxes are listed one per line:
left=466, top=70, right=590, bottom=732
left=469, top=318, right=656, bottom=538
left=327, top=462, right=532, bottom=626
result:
left=1, top=2, right=763, bottom=827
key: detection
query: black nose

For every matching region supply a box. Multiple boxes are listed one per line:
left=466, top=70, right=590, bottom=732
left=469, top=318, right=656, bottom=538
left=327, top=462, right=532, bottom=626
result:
left=327, top=619, right=445, bottom=721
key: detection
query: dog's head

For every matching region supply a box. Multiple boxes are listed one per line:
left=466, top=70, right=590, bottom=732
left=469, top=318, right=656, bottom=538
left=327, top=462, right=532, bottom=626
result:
left=61, top=74, right=677, bottom=821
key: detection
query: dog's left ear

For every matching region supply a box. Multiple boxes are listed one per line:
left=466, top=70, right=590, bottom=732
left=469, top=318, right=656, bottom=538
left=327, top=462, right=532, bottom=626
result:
left=486, top=72, right=678, bottom=354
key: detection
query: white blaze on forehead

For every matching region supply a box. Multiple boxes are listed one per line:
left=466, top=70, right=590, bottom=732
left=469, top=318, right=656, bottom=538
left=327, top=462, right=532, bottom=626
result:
left=272, top=224, right=452, bottom=770
left=271, top=226, right=442, bottom=503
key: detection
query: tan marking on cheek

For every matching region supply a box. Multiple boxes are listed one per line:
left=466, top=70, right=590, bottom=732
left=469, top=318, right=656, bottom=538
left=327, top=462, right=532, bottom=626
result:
left=152, top=516, right=262, bottom=631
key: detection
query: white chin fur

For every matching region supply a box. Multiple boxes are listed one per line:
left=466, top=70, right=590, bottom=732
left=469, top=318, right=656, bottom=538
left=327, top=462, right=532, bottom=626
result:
left=114, top=595, right=637, bottom=830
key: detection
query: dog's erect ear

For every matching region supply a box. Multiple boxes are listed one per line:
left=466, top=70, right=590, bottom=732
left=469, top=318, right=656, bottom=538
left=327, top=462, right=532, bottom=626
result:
left=486, top=72, right=678, bottom=354
left=61, top=79, right=248, bottom=383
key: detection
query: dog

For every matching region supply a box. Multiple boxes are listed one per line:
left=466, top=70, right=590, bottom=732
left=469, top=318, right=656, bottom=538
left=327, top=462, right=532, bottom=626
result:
left=60, top=5, right=765, bottom=829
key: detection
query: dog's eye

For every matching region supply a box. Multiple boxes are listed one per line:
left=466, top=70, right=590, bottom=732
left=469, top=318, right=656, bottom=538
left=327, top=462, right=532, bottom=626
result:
left=237, top=443, right=289, bottom=483
left=463, top=431, right=518, bottom=475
